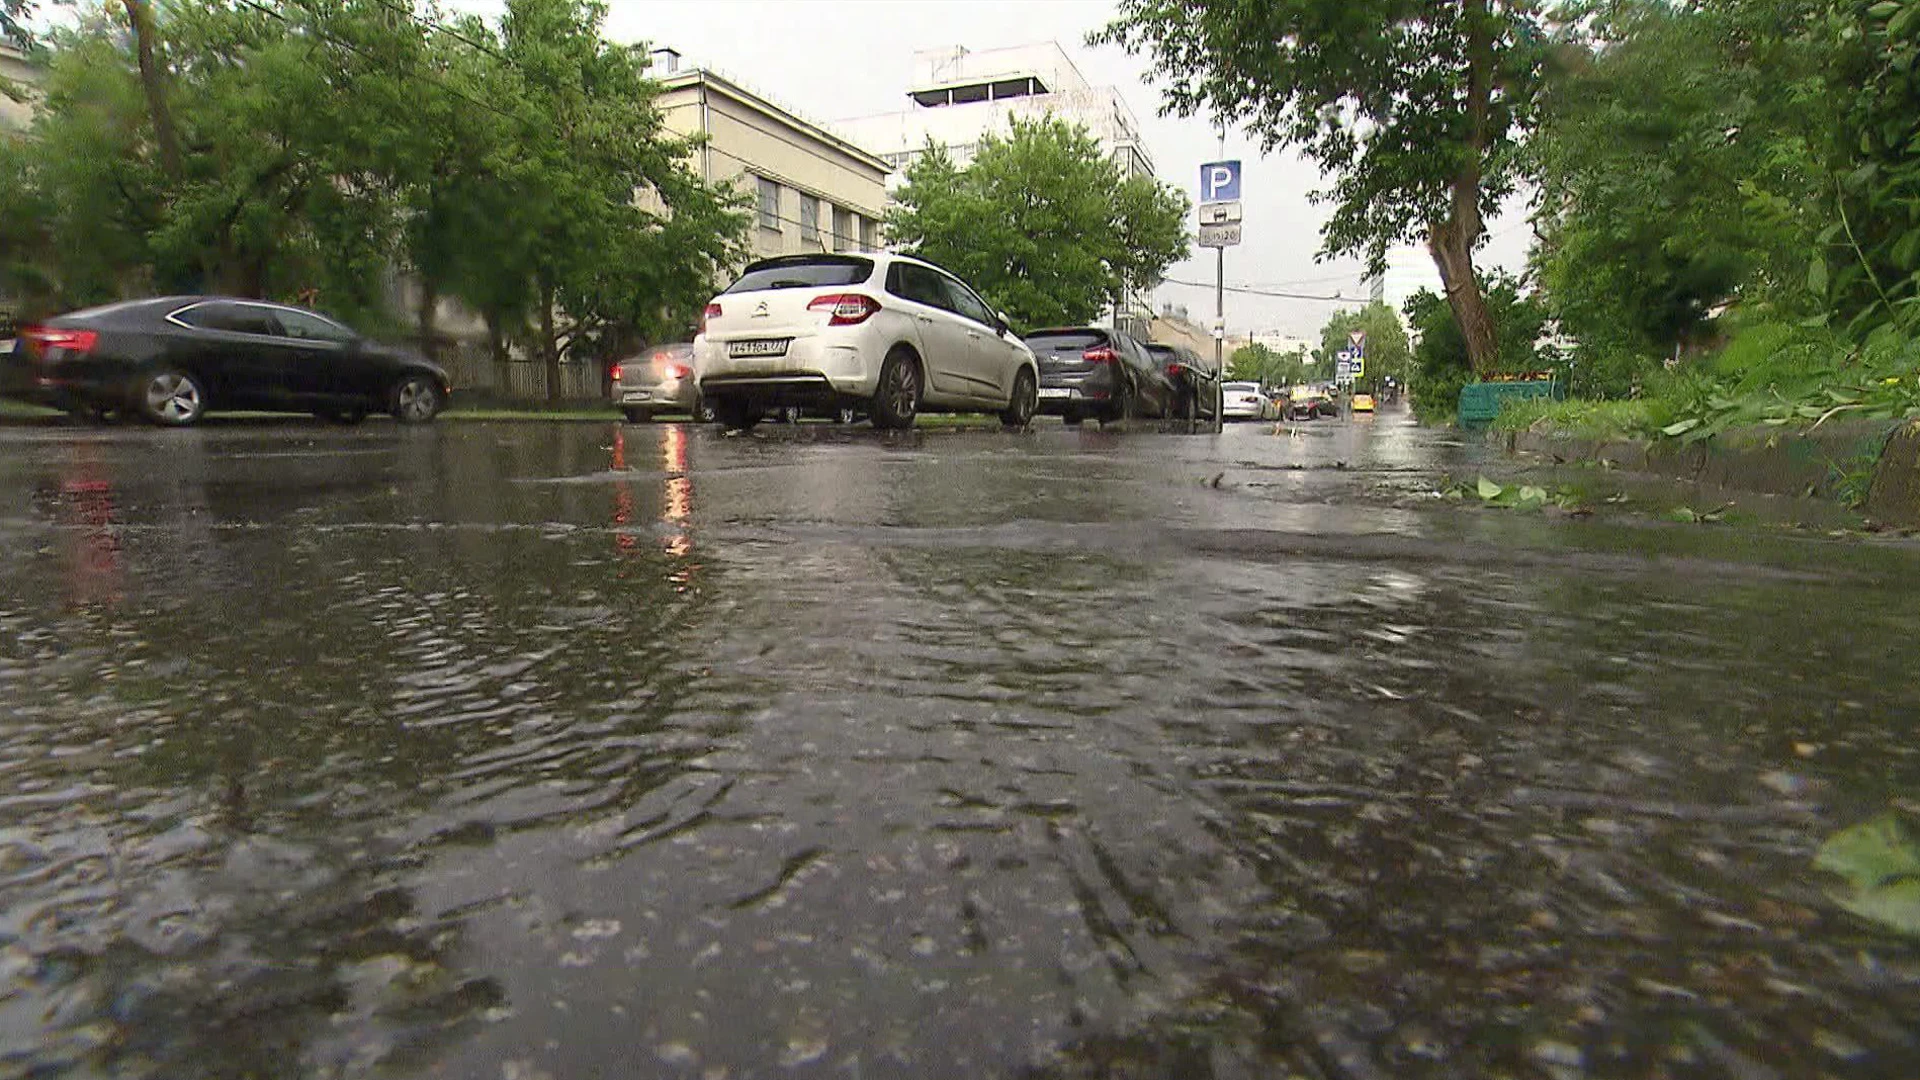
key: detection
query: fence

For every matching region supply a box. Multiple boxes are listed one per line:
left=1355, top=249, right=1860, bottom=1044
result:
left=435, top=340, right=609, bottom=404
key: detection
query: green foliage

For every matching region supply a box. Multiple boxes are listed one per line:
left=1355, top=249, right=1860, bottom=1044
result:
left=1, top=0, right=29, bottom=50
left=884, top=118, right=1190, bottom=329
left=1816, top=812, right=1920, bottom=937
left=1228, top=342, right=1310, bottom=387
left=1314, top=301, right=1411, bottom=387
left=1537, top=0, right=1920, bottom=397
left=1487, top=397, right=1661, bottom=439
left=1404, top=274, right=1553, bottom=423
left=0, top=0, right=746, bottom=381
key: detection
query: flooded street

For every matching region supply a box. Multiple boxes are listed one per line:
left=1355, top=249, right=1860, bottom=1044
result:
left=3, top=413, right=1919, bottom=1079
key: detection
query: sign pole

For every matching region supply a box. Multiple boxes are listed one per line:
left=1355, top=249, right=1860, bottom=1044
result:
left=1212, top=129, right=1226, bottom=416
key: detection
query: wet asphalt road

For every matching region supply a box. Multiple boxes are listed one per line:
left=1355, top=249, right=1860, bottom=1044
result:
left=3, top=411, right=1920, bottom=1079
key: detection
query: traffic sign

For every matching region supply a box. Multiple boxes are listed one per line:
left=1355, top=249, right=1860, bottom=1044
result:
left=1198, top=201, right=1242, bottom=225
left=1348, top=330, right=1367, bottom=354
left=1200, top=160, right=1242, bottom=202
left=1198, top=223, right=1241, bottom=247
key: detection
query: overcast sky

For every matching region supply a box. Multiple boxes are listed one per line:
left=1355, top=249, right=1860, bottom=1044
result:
left=551, top=0, right=1538, bottom=339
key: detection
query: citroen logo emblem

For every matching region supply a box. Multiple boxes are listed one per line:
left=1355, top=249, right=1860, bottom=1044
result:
left=753, top=301, right=769, bottom=317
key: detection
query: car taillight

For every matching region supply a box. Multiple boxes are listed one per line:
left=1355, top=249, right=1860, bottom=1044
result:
left=700, top=302, right=722, bottom=333
left=1082, top=346, right=1118, bottom=363
left=1166, top=362, right=1185, bottom=376
left=610, top=363, right=623, bottom=381
left=24, top=326, right=98, bottom=355
left=807, top=293, right=882, bottom=326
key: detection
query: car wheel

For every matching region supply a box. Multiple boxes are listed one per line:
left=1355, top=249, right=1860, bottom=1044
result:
left=999, top=368, right=1037, bottom=429
left=1177, top=390, right=1198, bottom=423
left=136, top=368, right=207, bottom=427
left=1099, top=376, right=1135, bottom=427
left=390, top=375, right=443, bottom=423
left=622, top=407, right=651, bottom=424
left=712, top=397, right=762, bottom=431
left=870, top=348, right=921, bottom=430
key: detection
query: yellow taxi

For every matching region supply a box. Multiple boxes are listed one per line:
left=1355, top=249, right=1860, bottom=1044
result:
left=1351, top=392, right=1376, bottom=413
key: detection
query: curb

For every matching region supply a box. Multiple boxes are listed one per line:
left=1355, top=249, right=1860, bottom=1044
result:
left=1498, top=417, right=1920, bottom=524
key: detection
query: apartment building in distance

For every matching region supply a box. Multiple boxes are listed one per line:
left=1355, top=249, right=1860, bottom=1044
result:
left=647, top=49, right=891, bottom=263
left=836, top=43, right=1154, bottom=183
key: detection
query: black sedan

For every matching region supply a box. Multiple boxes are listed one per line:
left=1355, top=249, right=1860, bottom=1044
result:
left=1024, top=327, right=1179, bottom=426
left=2, top=297, right=452, bottom=426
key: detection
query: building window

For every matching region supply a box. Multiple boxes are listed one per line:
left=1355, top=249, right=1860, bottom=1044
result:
left=756, top=176, right=780, bottom=232
left=832, top=206, right=854, bottom=252
left=859, top=216, right=877, bottom=252
left=800, top=194, right=820, bottom=243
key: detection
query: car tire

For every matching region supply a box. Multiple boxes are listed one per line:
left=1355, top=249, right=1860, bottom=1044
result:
left=622, top=407, right=651, bottom=424
left=1177, top=389, right=1198, bottom=423
left=870, top=348, right=921, bottom=431
left=390, top=375, right=443, bottom=423
left=712, top=397, right=761, bottom=431
left=1099, top=376, right=1135, bottom=428
left=135, top=368, right=207, bottom=427
left=999, top=368, right=1037, bottom=430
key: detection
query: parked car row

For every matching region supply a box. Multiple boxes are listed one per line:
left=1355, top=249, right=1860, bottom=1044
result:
left=1, top=297, right=452, bottom=426
left=620, top=253, right=1223, bottom=432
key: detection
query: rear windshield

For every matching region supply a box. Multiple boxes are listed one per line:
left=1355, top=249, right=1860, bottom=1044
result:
left=1223, top=382, right=1261, bottom=393
left=1024, top=330, right=1108, bottom=352
left=725, top=257, right=874, bottom=293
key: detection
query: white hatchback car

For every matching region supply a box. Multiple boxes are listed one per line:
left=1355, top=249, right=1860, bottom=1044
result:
left=694, top=253, right=1040, bottom=430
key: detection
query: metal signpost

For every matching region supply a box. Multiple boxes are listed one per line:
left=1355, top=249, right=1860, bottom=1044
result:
left=1198, top=159, right=1241, bottom=393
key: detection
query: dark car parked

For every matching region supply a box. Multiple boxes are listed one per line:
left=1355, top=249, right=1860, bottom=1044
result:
left=1, top=297, right=452, bottom=427
left=1143, top=342, right=1221, bottom=422
left=1024, top=327, right=1179, bottom=426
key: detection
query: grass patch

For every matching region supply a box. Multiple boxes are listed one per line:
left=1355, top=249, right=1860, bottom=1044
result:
left=0, top=400, right=62, bottom=420
left=1489, top=398, right=1660, bottom=439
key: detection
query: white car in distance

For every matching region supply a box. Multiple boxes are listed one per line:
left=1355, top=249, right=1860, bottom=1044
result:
left=694, top=253, right=1040, bottom=431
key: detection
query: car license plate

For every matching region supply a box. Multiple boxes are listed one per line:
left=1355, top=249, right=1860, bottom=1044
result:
left=1038, top=388, right=1071, bottom=400
left=728, top=339, right=789, bottom=358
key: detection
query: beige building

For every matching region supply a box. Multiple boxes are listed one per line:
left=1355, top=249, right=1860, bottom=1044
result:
left=650, top=50, right=890, bottom=263
left=2, top=43, right=42, bottom=133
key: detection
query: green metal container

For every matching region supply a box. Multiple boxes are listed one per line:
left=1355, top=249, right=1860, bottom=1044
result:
left=1457, top=380, right=1563, bottom=429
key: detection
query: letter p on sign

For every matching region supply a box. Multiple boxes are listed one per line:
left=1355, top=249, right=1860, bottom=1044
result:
left=1200, top=160, right=1241, bottom=203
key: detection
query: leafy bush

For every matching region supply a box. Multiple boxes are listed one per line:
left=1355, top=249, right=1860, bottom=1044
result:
left=1405, top=274, right=1553, bottom=424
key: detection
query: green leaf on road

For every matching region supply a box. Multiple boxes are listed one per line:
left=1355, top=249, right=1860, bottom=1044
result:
left=1816, top=813, right=1920, bottom=937
left=1518, top=485, right=1548, bottom=503
left=1476, top=477, right=1504, bottom=500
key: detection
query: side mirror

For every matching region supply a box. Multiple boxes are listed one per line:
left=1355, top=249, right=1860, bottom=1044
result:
left=995, top=311, right=1013, bottom=336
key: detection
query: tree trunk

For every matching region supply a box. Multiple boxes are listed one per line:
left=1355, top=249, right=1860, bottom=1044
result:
left=120, top=0, right=183, bottom=182
left=1425, top=0, right=1501, bottom=377
left=1428, top=220, right=1499, bottom=375
left=539, top=279, right=561, bottom=406
left=416, top=277, right=439, bottom=361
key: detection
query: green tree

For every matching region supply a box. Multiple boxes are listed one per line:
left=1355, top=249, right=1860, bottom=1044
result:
left=1095, top=0, right=1549, bottom=376
left=1228, top=342, right=1310, bottom=386
left=1314, top=301, right=1412, bottom=388
left=885, top=117, right=1190, bottom=328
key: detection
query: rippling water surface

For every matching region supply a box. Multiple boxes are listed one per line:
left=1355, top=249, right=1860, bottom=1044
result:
left=2, top=417, right=1919, bottom=1079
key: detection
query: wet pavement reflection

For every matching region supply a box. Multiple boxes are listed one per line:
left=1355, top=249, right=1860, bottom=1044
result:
left=3, top=413, right=1919, bottom=1078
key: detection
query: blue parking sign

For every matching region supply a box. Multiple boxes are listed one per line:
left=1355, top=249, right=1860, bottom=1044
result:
left=1200, top=160, right=1241, bottom=203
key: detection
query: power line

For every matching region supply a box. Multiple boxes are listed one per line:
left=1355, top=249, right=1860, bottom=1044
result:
left=1158, top=277, right=1350, bottom=301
